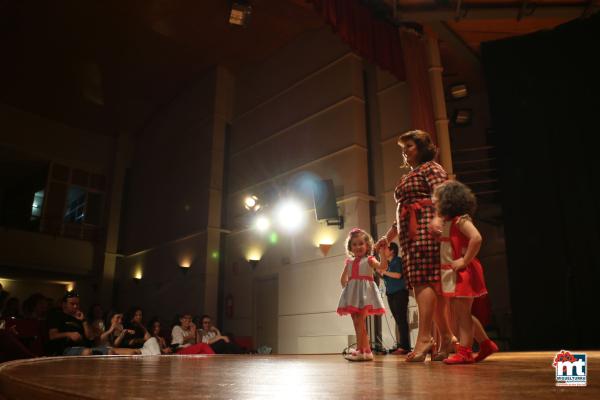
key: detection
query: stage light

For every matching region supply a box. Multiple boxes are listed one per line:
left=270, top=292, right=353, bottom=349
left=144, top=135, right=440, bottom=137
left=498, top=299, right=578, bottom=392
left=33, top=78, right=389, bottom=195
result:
left=229, top=1, right=252, bottom=27
left=449, top=83, right=468, bottom=100
left=255, top=215, right=270, bottom=232
left=275, top=199, right=305, bottom=233
left=244, top=195, right=261, bottom=212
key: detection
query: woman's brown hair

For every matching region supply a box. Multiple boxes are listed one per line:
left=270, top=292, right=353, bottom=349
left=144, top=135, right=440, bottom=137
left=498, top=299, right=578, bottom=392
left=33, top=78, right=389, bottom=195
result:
left=398, top=130, right=437, bottom=163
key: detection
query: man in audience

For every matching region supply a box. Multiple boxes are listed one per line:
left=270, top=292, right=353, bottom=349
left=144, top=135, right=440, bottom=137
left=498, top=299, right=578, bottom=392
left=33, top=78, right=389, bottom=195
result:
left=47, top=290, right=109, bottom=356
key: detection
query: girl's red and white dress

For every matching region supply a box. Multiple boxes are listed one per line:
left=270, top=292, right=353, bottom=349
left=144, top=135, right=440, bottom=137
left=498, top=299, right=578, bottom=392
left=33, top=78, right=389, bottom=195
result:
left=440, top=215, right=488, bottom=298
left=337, top=256, right=385, bottom=315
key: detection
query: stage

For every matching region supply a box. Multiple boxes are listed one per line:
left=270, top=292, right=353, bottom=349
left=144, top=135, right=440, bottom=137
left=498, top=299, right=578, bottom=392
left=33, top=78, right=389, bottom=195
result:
left=0, top=351, right=597, bottom=399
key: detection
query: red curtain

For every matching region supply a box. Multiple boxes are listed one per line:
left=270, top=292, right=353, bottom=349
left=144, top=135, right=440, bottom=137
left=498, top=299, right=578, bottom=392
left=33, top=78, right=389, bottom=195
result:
left=311, top=0, right=406, bottom=81
left=400, top=29, right=437, bottom=143
left=311, top=0, right=436, bottom=142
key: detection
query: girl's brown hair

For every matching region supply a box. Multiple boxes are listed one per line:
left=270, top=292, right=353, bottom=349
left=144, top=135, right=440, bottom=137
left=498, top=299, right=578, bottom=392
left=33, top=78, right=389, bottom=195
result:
left=398, top=130, right=437, bottom=163
left=433, top=180, right=477, bottom=218
left=345, top=228, right=374, bottom=258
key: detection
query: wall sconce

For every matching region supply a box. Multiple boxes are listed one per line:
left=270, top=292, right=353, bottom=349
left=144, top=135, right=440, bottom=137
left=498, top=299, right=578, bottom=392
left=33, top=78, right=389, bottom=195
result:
left=133, top=270, right=142, bottom=283
left=448, top=83, right=468, bottom=100
left=319, top=243, right=332, bottom=257
left=248, top=258, right=260, bottom=270
left=452, top=109, right=472, bottom=126
left=179, top=262, right=191, bottom=274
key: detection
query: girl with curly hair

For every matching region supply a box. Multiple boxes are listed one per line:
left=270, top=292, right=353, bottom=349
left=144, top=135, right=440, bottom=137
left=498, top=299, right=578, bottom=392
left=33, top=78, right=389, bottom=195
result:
left=433, top=180, right=498, bottom=364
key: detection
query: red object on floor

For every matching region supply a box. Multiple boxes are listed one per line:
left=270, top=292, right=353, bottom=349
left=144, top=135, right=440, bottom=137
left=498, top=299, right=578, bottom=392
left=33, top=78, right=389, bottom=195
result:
left=475, top=339, right=499, bottom=362
left=443, top=345, right=475, bottom=364
left=176, top=343, right=214, bottom=355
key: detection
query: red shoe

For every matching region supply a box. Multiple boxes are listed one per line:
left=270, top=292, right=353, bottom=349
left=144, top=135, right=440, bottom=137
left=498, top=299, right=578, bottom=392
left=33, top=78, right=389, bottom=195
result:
left=391, top=348, right=409, bottom=355
left=443, top=345, right=474, bottom=365
left=475, top=339, right=498, bottom=362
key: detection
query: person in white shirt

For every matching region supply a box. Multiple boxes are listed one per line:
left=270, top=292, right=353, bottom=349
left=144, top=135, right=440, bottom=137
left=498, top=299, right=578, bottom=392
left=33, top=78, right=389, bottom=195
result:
left=171, top=313, right=214, bottom=355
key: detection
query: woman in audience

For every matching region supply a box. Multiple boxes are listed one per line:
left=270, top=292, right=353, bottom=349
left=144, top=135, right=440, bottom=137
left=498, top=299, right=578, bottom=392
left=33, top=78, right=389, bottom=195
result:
left=171, top=313, right=214, bottom=355
left=197, top=314, right=242, bottom=354
left=120, top=307, right=161, bottom=355
left=1, top=297, right=22, bottom=319
left=100, top=311, right=140, bottom=355
left=23, top=293, right=49, bottom=320
left=147, top=317, right=172, bottom=354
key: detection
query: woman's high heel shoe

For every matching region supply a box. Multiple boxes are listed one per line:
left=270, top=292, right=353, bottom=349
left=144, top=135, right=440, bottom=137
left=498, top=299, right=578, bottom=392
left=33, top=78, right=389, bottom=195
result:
left=431, top=336, right=454, bottom=362
left=405, top=339, right=435, bottom=362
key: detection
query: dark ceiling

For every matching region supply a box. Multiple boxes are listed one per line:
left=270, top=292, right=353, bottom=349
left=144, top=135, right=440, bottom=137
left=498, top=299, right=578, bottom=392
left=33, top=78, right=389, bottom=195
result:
left=2, top=0, right=590, bottom=137
left=0, top=0, right=323, bottom=137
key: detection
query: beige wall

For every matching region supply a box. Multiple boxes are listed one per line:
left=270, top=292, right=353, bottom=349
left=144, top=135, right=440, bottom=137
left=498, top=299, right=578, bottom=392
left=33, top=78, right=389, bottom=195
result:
left=115, top=67, right=232, bottom=324
left=223, top=27, right=409, bottom=354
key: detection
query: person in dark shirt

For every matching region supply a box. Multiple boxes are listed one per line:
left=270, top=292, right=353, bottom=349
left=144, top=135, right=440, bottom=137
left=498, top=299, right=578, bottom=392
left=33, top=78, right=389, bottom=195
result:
left=380, top=242, right=411, bottom=354
left=47, top=290, right=109, bottom=356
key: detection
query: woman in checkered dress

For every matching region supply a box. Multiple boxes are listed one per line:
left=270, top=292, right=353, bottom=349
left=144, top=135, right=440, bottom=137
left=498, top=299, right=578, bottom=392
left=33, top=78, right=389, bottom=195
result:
left=376, top=130, right=453, bottom=362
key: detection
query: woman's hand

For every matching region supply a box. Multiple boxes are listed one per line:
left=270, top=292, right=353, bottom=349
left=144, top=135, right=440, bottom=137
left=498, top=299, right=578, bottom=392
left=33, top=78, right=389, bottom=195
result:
left=340, top=277, right=348, bottom=288
left=374, top=237, right=388, bottom=253
left=429, top=216, right=443, bottom=238
left=451, top=258, right=466, bottom=271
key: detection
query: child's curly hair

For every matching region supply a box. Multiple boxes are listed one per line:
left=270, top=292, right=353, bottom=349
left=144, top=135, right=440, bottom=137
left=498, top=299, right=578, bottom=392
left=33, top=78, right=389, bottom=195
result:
left=433, top=180, right=477, bottom=218
left=345, top=228, right=374, bottom=258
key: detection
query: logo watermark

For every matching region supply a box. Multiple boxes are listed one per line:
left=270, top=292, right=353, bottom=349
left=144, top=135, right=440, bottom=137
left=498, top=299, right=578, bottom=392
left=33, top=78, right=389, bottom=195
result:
left=553, top=350, right=587, bottom=387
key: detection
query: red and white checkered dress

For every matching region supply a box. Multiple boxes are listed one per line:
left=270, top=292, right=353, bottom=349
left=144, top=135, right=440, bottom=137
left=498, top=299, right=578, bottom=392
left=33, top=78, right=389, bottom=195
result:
left=394, top=161, right=448, bottom=288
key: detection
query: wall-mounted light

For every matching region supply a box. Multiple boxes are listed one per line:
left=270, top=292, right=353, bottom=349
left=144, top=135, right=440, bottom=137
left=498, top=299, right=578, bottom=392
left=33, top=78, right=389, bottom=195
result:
left=248, top=258, right=260, bottom=270
left=179, top=261, right=191, bottom=274
left=448, top=83, right=468, bottom=100
left=452, top=109, right=472, bottom=126
left=133, top=270, right=143, bottom=283
left=319, top=243, right=332, bottom=257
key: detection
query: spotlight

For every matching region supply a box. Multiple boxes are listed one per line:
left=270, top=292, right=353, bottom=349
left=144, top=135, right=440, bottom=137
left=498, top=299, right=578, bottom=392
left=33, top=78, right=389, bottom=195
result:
left=448, top=83, right=468, bottom=100
left=275, top=199, right=305, bottom=233
left=244, top=195, right=261, bottom=212
left=229, top=1, right=252, bottom=27
left=452, top=109, right=472, bottom=126
left=255, top=215, right=270, bottom=232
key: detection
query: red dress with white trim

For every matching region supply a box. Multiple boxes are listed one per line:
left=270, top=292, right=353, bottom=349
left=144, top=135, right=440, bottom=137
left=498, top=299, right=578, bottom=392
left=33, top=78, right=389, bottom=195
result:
left=440, top=215, right=488, bottom=298
left=337, top=256, right=386, bottom=315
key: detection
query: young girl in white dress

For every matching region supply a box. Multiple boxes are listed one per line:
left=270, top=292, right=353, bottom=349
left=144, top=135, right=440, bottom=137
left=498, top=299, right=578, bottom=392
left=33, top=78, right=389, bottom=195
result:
left=337, top=228, right=387, bottom=361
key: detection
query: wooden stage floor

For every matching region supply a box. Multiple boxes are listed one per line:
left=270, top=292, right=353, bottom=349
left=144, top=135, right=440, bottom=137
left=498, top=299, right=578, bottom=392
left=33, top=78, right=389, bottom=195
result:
left=0, top=351, right=598, bottom=399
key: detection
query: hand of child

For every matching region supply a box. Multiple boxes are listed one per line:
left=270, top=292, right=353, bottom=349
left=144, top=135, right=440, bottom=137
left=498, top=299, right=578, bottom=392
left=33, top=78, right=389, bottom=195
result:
left=340, top=278, right=348, bottom=288
left=451, top=258, right=465, bottom=271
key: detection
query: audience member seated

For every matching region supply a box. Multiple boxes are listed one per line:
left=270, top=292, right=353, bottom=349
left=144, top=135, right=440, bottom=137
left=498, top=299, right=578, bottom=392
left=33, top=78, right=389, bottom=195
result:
left=47, top=290, right=109, bottom=356
left=197, top=314, right=243, bottom=354
left=148, top=317, right=172, bottom=354
left=171, top=313, right=214, bottom=355
left=0, top=283, right=9, bottom=312
left=84, top=310, right=142, bottom=355
left=1, top=297, right=23, bottom=319
left=0, top=321, right=35, bottom=362
left=23, top=293, right=49, bottom=320
left=120, top=306, right=161, bottom=355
